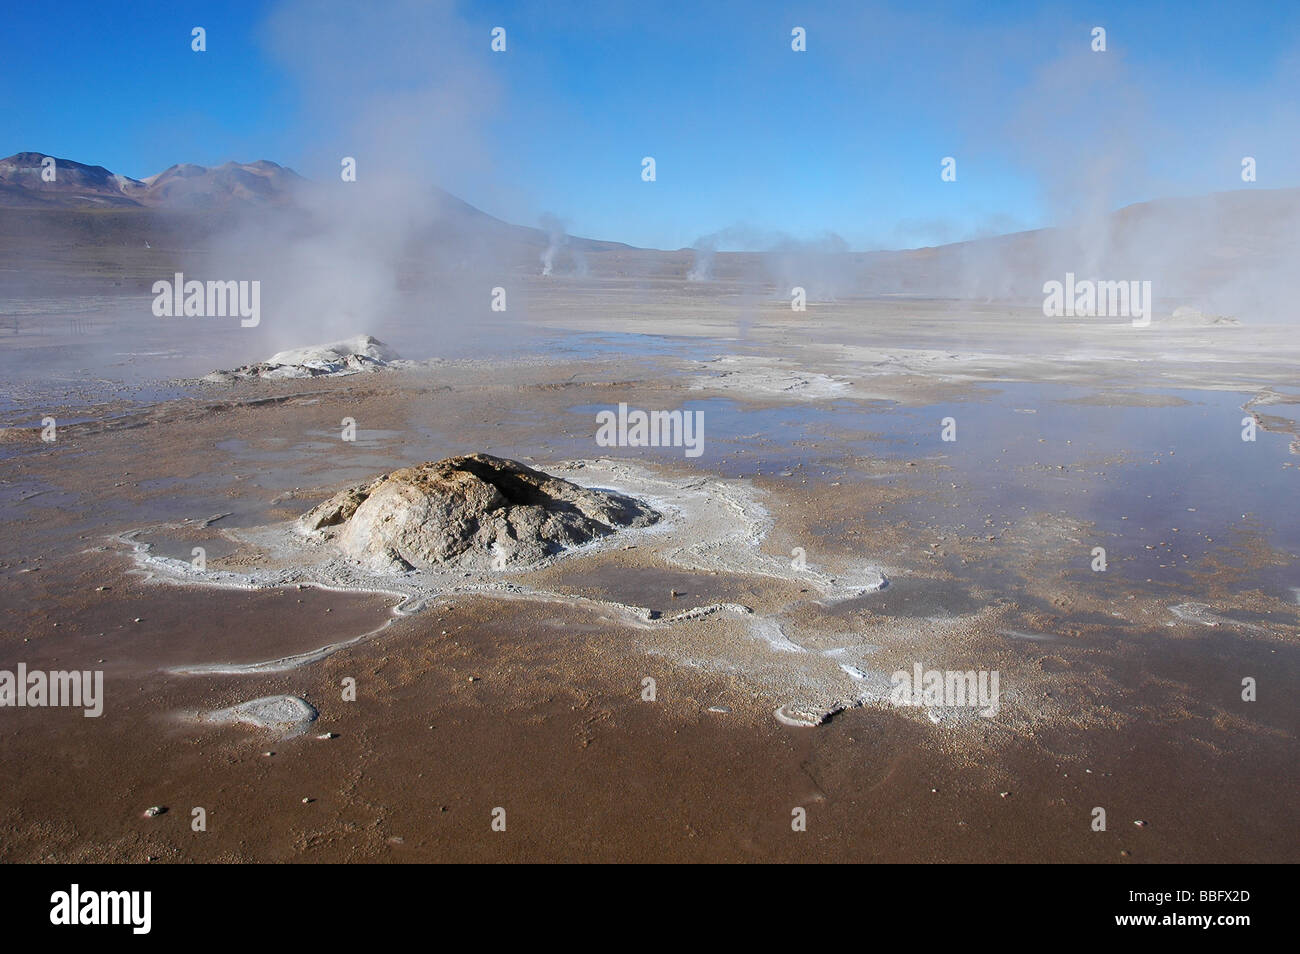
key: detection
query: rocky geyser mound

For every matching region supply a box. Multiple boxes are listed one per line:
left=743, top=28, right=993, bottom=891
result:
left=298, top=454, right=658, bottom=572
left=204, top=334, right=399, bottom=382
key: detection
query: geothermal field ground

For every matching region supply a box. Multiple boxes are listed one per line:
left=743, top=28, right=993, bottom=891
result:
left=1, top=277, right=1297, bottom=863
left=3, top=3, right=1300, bottom=886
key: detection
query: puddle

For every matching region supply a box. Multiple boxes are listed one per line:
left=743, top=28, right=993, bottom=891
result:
left=38, top=583, right=401, bottom=671
left=827, top=577, right=987, bottom=619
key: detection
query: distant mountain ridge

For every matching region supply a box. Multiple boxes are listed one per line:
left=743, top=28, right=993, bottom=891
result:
left=2, top=151, right=1295, bottom=316
left=0, top=152, right=306, bottom=210
left=0, top=151, right=630, bottom=253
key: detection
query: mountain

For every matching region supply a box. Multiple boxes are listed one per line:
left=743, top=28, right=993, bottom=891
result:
left=138, top=159, right=305, bottom=209
left=842, top=186, right=1300, bottom=308
left=0, top=153, right=306, bottom=210
left=0, top=151, right=634, bottom=299
left=0, top=151, right=628, bottom=252
left=1, top=151, right=1295, bottom=317
left=0, top=152, right=147, bottom=208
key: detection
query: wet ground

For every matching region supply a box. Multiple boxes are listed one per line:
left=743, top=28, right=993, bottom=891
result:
left=0, top=297, right=1297, bottom=862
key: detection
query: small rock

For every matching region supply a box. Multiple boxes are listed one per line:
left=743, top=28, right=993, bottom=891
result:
left=144, top=806, right=166, bottom=817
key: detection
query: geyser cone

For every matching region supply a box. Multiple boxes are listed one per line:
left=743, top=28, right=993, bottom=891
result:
left=299, top=453, right=659, bottom=572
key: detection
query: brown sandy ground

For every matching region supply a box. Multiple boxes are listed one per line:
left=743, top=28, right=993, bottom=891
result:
left=0, top=334, right=1297, bottom=863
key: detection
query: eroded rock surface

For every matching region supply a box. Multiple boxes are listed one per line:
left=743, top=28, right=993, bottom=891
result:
left=299, top=453, right=659, bottom=572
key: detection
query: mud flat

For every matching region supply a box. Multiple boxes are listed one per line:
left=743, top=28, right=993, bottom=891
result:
left=688, top=355, right=851, bottom=400
left=1, top=296, right=1297, bottom=863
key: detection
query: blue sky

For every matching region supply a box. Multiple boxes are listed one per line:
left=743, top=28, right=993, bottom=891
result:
left=3, top=0, right=1298, bottom=249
